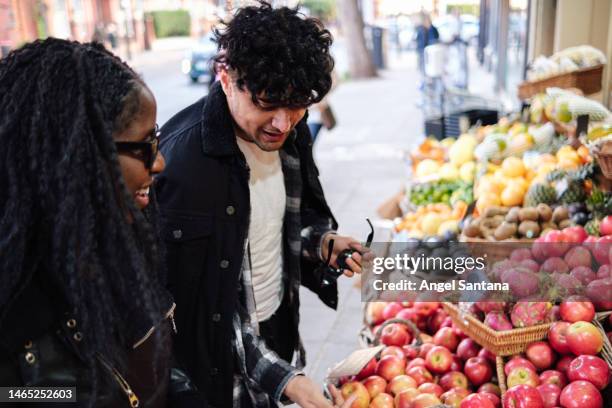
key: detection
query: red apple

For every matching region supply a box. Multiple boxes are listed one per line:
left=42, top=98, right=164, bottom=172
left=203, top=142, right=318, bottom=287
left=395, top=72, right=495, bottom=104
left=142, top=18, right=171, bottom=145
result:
left=439, top=371, right=469, bottom=390
left=543, top=230, right=570, bottom=258
left=375, top=355, right=405, bottom=381
left=563, top=226, right=588, bottom=243
left=418, top=342, right=435, bottom=359
left=548, top=322, right=571, bottom=355
left=456, top=338, right=481, bottom=361
left=507, top=367, right=540, bottom=388
left=410, top=393, right=442, bottom=408
left=394, top=388, right=420, bottom=408
left=460, top=393, right=494, bottom=408
left=502, top=384, right=544, bottom=408
left=504, top=356, right=537, bottom=376
left=402, top=345, right=419, bottom=360
left=597, top=264, right=611, bottom=279
left=433, top=327, right=459, bottom=351
left=592, top=235, right=612, bottom=265
left=441, top=387, right=470, bottom=408
left=380, top=346, right=407, bottom=364
left=406, top=357, right=425, bottom=370
left=478, top=348, right=497, bottom=364
left=366, top=302, right=387, bottom=325
left=405, top=365, right=433, bottom=385
left=463, top=356, right=492, bottom=386
left=425, top=345, right=453, bottom=374
left=559, top=380, right=603, bottom=408
left=478, top=392, right=501, bottom=408
left=566, top=321, right=604, bottom=355
left=340, top=381, right=370, bottom=408
left=355, top=358, right=377, bottom=380
left=368, top=392, right=394, bottom=408
left=385, top=374, right=417, bottom=396
left=526, top=341, right=556, bottom=370
left=565, top=247, right=592, bottom=271
left=478, top=382, right=501, bottom=396
left=427, top=309, right=449, bottom=333
left=560, top=296, right=595, bottom=323
left=536, top=383, right=561, bottom=408
left=540, top=256, right=570, bottom=274
left=555, top=355, right=573, bottom=373
left=539, top=370, right=567, bottom=388
left=395, top=308, right=420, bottom=324
left=413, top=301, right=440, bottom=317
left=417, top=382, right=443, bottom=398
left=570, top=266, right=597, bottom=286
left=600, top=215, right=612, bottom=236
left=567, top=355, right=611, bottom=390
left=585, top=278, right=612, bottom=311
left=362, top=375, right=387, bottom=399
left=382, top=302, right=404, bottom=320
left=380, top=323, right=411, bottom=347
left=447, top=356, right=461, bottom=372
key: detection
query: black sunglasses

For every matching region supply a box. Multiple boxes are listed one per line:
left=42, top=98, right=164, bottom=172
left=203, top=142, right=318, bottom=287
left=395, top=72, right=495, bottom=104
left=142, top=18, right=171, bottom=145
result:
left=115, top=125, right=160, bottom=170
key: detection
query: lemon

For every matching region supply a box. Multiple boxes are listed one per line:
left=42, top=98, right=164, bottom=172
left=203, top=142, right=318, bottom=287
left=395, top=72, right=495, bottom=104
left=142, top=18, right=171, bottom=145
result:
left=421, top=213, right=445, bottom=235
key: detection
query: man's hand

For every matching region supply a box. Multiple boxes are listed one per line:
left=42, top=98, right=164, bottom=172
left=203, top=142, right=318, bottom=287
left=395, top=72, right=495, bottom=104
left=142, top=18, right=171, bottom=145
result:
left=283, top=376, right=356, bottom=408
left=321, top=234, right=371, bottom=277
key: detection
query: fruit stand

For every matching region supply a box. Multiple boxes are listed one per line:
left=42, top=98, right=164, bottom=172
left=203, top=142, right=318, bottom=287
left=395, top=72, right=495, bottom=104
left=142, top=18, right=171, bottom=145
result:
left=329, top=85, right=612, bottom=408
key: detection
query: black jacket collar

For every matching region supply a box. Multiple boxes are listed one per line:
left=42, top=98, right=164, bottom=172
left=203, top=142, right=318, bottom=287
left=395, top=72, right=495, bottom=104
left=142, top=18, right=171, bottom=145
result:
left=200, top=81, right=300, bottom=157
left=200, top=82, right=239, bottom=157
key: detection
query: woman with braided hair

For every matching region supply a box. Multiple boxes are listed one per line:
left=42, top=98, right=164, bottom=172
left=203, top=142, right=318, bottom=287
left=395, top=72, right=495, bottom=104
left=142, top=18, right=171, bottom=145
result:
left=0, top=38, right=204, bottom=407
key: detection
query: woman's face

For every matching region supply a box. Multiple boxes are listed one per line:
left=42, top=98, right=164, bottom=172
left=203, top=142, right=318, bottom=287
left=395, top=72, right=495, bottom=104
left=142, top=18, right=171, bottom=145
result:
left=114, top=86, right=165, bottom=210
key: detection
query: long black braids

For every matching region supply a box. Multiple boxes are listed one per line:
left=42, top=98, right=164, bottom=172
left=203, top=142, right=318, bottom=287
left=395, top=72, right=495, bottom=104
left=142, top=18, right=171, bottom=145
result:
left=0, top=38, right=166, bottom=391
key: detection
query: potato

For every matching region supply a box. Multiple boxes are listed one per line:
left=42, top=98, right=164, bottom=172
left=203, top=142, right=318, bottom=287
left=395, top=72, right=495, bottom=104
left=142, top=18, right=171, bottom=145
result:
left=494, top=222, right=518, bottom=240
left=536, top=204, right=553, bottom=222
left=518, top=220, right=541, bottom=239
left=519, top=207, right=539, bottom=222
left=505, top=207, right=520, bottom=223
left=552, top=206, right=569, bottom=223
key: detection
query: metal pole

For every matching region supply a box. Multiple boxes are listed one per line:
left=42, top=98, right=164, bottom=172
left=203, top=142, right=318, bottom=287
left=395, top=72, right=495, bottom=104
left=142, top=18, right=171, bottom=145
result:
left=120, top=0, right=131, bottom=60
left=496, top=0, right=509, bottom=93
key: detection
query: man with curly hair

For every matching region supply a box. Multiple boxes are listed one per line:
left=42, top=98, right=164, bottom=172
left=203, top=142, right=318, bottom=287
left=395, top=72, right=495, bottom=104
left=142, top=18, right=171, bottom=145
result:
left=155, top=2, right=364, bottom=407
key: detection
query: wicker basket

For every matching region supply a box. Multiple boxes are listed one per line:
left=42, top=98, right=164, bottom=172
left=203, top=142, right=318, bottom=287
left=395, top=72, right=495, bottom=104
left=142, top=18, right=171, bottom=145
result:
left=458, top=235, right=534, bottom=263
left=518, top=65, right=604, bottom=100
left=443, top=302, right=552, bottom=357
left=358, top=317, right=424, bottom=349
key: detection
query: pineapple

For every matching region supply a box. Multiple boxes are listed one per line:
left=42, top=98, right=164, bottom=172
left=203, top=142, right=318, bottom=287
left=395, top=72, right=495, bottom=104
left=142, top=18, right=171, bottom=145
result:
left=585, top=219, right=601, bottom=236
left=524, top=183, right=557, bottom=207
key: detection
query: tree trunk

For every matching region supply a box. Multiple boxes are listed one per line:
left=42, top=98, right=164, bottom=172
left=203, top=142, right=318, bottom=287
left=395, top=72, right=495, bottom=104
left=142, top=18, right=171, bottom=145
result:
left=338, top=0, right=377, bottom=79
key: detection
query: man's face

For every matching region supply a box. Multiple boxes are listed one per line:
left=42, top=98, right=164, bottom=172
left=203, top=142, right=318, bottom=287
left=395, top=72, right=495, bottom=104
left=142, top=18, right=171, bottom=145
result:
left=219, top=69, right=306, bottom=151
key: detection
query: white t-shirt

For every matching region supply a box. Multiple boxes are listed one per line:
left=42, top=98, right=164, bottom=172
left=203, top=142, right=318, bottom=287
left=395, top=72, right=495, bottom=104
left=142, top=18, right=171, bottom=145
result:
left=236, top=136, right=286, bottom=322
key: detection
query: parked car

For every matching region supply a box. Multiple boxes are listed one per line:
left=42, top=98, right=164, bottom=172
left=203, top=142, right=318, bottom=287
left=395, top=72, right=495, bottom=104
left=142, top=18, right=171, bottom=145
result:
left=181, top=33, right=217, bottom=84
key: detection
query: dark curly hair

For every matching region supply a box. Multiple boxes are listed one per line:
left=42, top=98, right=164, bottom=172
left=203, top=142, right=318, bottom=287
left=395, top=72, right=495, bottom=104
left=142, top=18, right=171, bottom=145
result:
left=213, top=1, right=334, bottom=108
left=0, top=38, right=166, bottom=395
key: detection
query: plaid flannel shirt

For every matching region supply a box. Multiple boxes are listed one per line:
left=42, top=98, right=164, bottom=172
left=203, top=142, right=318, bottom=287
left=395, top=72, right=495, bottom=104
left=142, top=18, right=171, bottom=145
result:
left=231, top=132, right=334, bottom=408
